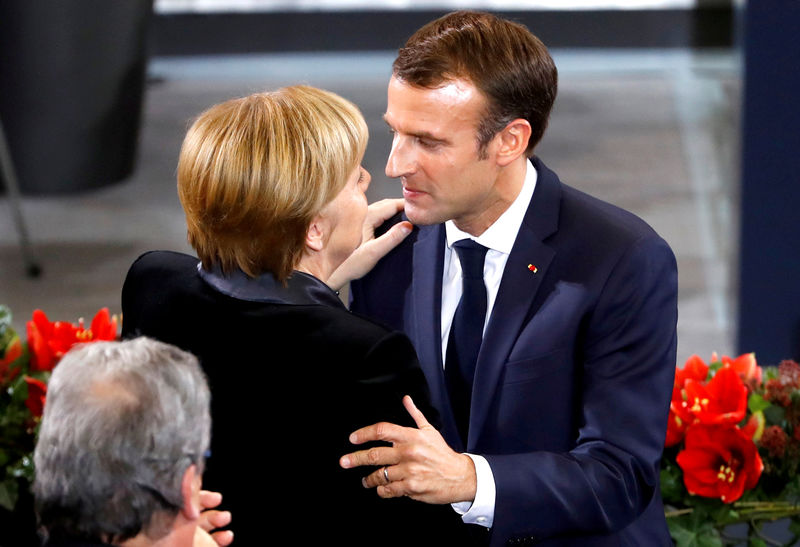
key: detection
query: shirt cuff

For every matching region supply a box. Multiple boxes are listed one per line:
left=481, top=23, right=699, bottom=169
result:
left=450, top=453, right=495, bottom=528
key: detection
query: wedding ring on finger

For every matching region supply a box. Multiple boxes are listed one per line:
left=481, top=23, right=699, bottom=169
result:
left=383, top=466, right=390, bottom=484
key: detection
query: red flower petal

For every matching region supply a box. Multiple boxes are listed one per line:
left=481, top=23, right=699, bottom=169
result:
left=676, top=424, right=763, bottom=503
left=23, top=376, right=48, bottom=418
left=675, top=354, right=710, bottom=388
left=89, top=308, right=117, bottom=341
left=723, top=352, right=762, bottom=388
left=0, top=336, right=23, bottom=383
left=665, top=386, right=695, bottom=446
left=684, top=366, right=748, bottom=425
left=27, top=314, right=56, bottom=371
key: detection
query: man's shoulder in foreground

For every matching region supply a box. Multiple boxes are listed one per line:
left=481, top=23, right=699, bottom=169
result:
left=533, top=157, right=670, bottom=248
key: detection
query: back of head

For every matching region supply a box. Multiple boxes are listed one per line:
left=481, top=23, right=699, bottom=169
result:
left=33, top=338, right=211, bottom=544
left=393, top=10, right=558, bottom=156
left=177, top=85, right=368, bottom=281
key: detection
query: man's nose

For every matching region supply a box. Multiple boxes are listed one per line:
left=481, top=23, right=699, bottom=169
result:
left=385, top=135, right=415, bottom=179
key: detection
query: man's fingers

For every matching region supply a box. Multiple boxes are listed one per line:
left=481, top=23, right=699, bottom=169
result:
left=375, top=481, right=413, bottom=499
left=403, top=395, right=433, bottom=429
left=199, top=490, right=223, bottom=510
left=362, top=465, right=393, bottom=489
left=347, top=420, right=410, bottom=445
left=340, top=444, right=400, bottom=469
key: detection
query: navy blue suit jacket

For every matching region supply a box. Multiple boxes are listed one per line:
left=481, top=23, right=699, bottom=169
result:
left=351, top=157, right=678, bottom=546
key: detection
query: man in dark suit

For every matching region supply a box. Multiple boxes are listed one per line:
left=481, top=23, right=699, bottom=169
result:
left=340, top=11, right=678, bottom=546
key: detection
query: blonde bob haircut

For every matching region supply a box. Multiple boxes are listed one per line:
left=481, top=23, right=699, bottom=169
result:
left=177, top=85, right=368, bottom=281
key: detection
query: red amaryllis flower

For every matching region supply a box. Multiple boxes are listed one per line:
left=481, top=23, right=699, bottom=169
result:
left=23, top=376, right=47, bottom=418
left=666, top=355, right=714, bottom=447
left=674, top=354, right=710, bottom=388
left=677, top=424, right=763, bottom=503
left=683, top=365, right=748, bottom=425
left=721, top=353, right=762, bottom=390
left=0, top=335, right=23, bottom=383
left=27, top=308, right=118, bottom=371
left=87, top=308, right=118, bottom=342
left=666, top=385, right=697, bottom=446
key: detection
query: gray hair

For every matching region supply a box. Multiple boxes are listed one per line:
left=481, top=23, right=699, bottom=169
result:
left=33, top=337, right=211, bottom=543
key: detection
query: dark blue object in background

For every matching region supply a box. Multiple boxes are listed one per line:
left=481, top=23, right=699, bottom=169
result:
left=738, top=0, right=800, bottom=363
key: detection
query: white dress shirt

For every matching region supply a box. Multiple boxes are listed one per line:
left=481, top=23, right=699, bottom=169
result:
left=444, top=160, right=537, bottom=527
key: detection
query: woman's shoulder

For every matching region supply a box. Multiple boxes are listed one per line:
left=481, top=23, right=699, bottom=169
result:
left=128, top=250, right=198, bottom=275
left=292, top=302, right=397, bottom=345
left=124, top=250, right=204, bottom=296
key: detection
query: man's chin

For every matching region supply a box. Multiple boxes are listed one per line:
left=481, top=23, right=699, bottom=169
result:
left=403, top=204, right=445, bottom=227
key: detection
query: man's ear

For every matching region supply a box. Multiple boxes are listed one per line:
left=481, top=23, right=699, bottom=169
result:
left=305, top=216, right=326, bottom=252
left=494, top=119, right=532, bottom=167
left=180, top=464, right=202, bottom=521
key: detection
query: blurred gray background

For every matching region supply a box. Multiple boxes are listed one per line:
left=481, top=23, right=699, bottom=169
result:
left=0, top=0, right=760, bottom=366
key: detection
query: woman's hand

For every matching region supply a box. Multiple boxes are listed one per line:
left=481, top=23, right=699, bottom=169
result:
left=328, top=198, right=412, bottom=291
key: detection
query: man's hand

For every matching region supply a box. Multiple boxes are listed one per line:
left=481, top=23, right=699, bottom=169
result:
left=198, top=490, right=233, bottom=546
left=339, top=395, right=477, bottom=504
left=328, top=198, right=412, bottom=291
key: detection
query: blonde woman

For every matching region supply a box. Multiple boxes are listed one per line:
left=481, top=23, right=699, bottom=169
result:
left=121, top=86, right=467, bottom=545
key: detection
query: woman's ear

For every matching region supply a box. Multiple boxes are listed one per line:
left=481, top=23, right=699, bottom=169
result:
left=305, top=216, right=326, bottom=252
left=495, top=119, right=532, bottom=167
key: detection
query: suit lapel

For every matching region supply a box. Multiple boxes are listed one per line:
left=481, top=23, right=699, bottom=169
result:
left=410, top=224, right=464, bottom=450
left=468, top=157, right=562, bottom=449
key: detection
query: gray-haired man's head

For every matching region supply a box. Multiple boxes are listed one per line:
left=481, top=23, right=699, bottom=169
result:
left=33, top=337, right=211, bottom=544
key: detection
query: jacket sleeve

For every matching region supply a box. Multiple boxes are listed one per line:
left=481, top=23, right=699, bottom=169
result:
left=346, top=329, right=472, bottom=544
left=351, top=329, right=441, bottom=431
left=486, top=235, right=677, bottom=543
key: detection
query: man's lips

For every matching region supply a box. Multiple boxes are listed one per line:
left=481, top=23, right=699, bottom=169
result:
left=402, top=186, right=426, bottom=199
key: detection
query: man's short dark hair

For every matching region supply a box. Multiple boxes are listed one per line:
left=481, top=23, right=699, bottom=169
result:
left=33, top=338, right=211, bottom=544
left=393, top=10, right=558, bottom=158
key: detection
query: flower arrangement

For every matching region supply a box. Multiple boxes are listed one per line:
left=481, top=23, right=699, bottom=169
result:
left=0, top=305, right=118, bottom=512
left=663, top=352, right=800, bottom=546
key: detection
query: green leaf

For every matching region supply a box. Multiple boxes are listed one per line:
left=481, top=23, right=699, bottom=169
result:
left=696, top=535, right=724, bottom=547
left=0, top=304, right=12, bottom=330
left=749, top=393, right=771, bottom=413
left=668, top=513, right=724, bottom=547
left=747, top=538, right=767, bottom=547
left=661, top=467, right=686, bottom=504
left=0, top=479, right=18, bottom=512
left=0, top=312, right=16, bottom=352
left=669, top=519, right=698, bottom=547
left=711, top=506, right=740, bottom=526
left=764, top=367, right=780, bottom=382
left=764, top=404, right=786, bottom=426
left=788, top=518, right=800, bottom=541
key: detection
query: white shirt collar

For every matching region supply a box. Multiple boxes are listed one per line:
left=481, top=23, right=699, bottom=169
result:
left=444, top=159, right=537, bottom=255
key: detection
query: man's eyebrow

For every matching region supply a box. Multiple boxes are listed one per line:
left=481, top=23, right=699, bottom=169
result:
left=382, top=116, right=450, bottom=144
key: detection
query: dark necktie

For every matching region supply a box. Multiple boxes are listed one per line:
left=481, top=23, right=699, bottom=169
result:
left=445, top=239, right=489, bottom=445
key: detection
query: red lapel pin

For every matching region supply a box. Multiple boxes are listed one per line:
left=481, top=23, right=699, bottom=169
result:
left=528, top=264, right=538, bottom=273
